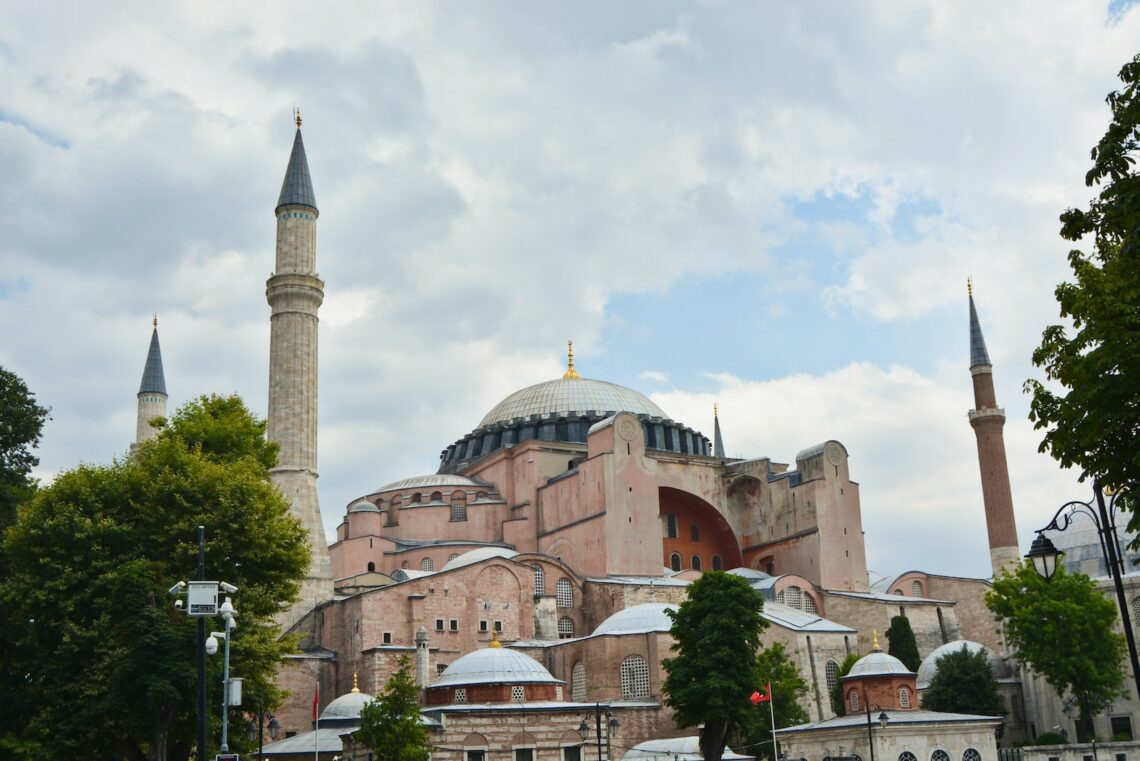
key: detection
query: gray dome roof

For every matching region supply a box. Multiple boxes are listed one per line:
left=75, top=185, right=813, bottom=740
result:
left=321, top=689, right=374, bottom=720
left=433, top=645, right=562, bottom=687
left=375, top=474, right=483, bottom=493
left=478, top=377, right=668, bottom=427
left=440, top=547, right=518, bottom=572
left=348, top=499, right=380, bottom=513
left=916, top=640, right=1012, bottom=689
left=1044, top=509, right=1140, bottom=579
left=847, top=651, right=913, bottom=679
left=593, top=603, right=677, bottom=636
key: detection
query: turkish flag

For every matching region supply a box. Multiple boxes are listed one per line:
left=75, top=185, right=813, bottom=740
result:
left=751, top=684, right=772, bottom=704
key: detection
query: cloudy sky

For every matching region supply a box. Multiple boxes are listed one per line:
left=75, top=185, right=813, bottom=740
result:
left=2, top=1, right=1136, bottom=581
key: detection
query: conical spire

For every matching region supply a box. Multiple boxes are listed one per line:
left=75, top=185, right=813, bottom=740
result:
left=138, top=318, right=167, bottom=396
left=276, top=118, right=318, bottom=212
left=713, top=402, right=725, bottom=458
left=968, top=279, right=991, bottom=369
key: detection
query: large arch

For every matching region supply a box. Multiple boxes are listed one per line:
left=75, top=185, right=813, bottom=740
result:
left=659, top=487, right=743, bottom=571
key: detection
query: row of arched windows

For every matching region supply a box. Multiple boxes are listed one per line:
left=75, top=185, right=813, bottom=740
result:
left=894, top=751, right=979, bottom=761
left=569, top=656, right=652, bottom=701
left=776, top=585, right=818, bottom=614
left=848, top=687, right=910, bottom=712
left=893, top=579, right=924, bottom=597
left=668, top=553, right=723, bottom=572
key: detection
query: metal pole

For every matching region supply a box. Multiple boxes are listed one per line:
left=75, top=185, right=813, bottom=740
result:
left=768, top=690, right=777, bottom=761
left=1093, top=479, right=1140, bottom=704
left=595, top=703, right=603, bottom=761
left=865, top=700, right=876, bottom=761
left=259, top=710, right=265, bottom=759
left=221, top=617, right=232, bottom=751
left=198, top=525, right=206, bottom=761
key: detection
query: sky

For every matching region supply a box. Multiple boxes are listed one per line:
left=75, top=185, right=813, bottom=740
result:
left=1, top=1, right=1136, bottom=581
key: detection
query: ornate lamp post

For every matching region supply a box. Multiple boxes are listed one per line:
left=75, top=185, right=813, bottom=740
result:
left=1025, top=479, right=1140, bottom=703
left=578, top=703, right=620, bottom=761
left=863, top=700, right=889, bottom=761
left=247, top=710, right=281, bottom=758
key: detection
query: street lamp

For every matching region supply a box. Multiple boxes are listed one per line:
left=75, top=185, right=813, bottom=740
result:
left=247, top=711, right=281, bottom=759
left=862, top=693, right=889, bottom=761
left=578, top=703, right=620, bottom=761
left=1027, top=479, right=1140, bottom=705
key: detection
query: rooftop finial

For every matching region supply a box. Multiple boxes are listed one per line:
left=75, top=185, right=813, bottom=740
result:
left=563, top=340, right=580, bottom=380
left=967, top=276, right=973, bottom=297
left=294, top=107, right=302, bottom=129
left=872, top=629, right=881, bottom=652
left=714, top=401, right=719, bottom=418
left=152, top=313, right=158, bottom=328
left=352, top=672, right=360, bottom=693
left=489, top=631, right=502, bottom=648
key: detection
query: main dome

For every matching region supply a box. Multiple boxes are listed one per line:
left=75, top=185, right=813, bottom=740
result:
left=478, top=377, right=669, bottom=428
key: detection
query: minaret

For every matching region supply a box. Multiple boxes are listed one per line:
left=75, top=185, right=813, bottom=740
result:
left=713, top=402, right=725, bottom=459
left=267, top=110, right=333, bottom=620
left=966, top=280, right=1020, bottom=575
left=135, top=315, right=168, bottom=446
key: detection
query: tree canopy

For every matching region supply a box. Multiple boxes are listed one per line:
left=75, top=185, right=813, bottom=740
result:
left=357, top=655, right=431, bottom=761
left=920, top=644, right=1006, bottom=717
left=885, top=615, right=921, bottom=672
left=728, top=642, right=810, bottom=761
left=1025, top=53, right=1140, bottom=518
left=986, top=562, right=1124, bottom=740
left=663, top=571, right=770, bottom=761
left=0, top=394, right=309, bottom=761
left=0, top=365, right=49, bottom=530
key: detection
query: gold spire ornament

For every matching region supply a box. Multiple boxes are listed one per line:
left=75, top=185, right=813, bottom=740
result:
left=872, top=629, right=881, bottom=651
left=152, top=313, right=158, bottom=328
left=714, top=401, right=719, bottom=418
left=351, top=672, right=360, bottom=693
left=967, top=276, right=973, bottom=297
left=562, top=340, right=581, bottom=380
left=489, top=631, right=502, bottom=648
left=294, top=108, right=302, bottom=129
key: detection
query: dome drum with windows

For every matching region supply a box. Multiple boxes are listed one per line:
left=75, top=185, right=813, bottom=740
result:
left=424, top=634, right=565, bottom=706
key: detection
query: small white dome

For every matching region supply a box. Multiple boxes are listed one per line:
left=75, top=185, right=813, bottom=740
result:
left=433, top=645, right=562, bottom=687
left=916, top=640, right=1012, bottom=689
left=440, top=546, right=518, bottom=572
left=593, top=603, right=677, bottom=636
left=321, top=689, right=374, bottom=720
left=846, top=651, right=913, bottom=679
left=348, top=499, right=379, bottom=513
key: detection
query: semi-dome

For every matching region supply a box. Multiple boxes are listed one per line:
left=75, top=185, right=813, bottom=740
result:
left=479, top=377, right=669, bottom=428
left=440, top=546, right=518, bottom=572
left=916, top=640, right=1012, bottom=689
left=433, top=644, right=563, bottom=687
left=593, top=603, right=677, bottom=636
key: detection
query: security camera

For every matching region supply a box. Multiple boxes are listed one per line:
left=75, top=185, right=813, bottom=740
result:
left=205, top=635, right=219, bottom=656
left=174, top=599, right=184, bottom=611
left=219, top=582, right=238, bottom=594
left=168, top=581, right=186, bottom=596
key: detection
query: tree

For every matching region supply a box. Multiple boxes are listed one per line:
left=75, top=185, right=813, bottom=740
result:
left=986, top=562, right=1124, bottom=741
left=885, top=615, right=921, bottom=672
left=0, top=394, right=309, bottom=761
left=920, top=644, right=1006, bottom=717
left=663, top=571, right=769, bottom=761
left=728, top=643, right=810, bottom=761
left=830, top=653, right=860, bottom=717
left=0, top=365, right=49, bottom=530
left=1025, top=53, right=1140, bottom=519
left=357, top=655, right=431, bottom=761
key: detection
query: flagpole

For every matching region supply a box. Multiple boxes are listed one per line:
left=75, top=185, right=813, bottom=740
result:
left=314, top=679, right=320, bottom=761
left=767, top=683, right=777, bottom=761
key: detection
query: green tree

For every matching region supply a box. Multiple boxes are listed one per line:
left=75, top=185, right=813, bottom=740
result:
left=357, top=655, right=430, bottom=761
left=663, top=571, right=769, bottom=761
left=987, top=562, right=1124, bottom=741
left=830, top=653, right=860, bottom=717
left=728, top=643, right=810, bottom=761
left=0, top=394, right=308, bottom=761
left=885, top=616, right=921, bottom=672
left=920, top=644, right=1006, bottom=717
left=0, top=365, right=49, bottom=531
left=1025, top=53, right=1140, bottom=514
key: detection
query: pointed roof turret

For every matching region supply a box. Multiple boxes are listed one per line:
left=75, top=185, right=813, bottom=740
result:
left=139, top=318, right=167, bottom=396
left=276, top=111, right=317, bottom=213
left=968, top=278, right=991, bottom=369
left=713, top=402, right=725, bottom=458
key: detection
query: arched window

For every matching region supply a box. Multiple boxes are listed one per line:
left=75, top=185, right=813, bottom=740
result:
left=849, top=689, right=860, bottom=712
left=431, top=491, right=443, bottom=503
left=533, top=565, right=545, bottom=596
left=911, top=580, right=923, bottom=597
left=421, top=557, right=434, bottom=572
left=367, top=561, right=376, bottom=573
left=962, top=750, right=982, bottom=761
left=899, top=686, right=911, bottom=708
left=559, top=617, right=575, bottom=639
left=691, top=555, right=702, bottom=571
left=804, top=594, right=818, bottom=614
left=556, top=578, right=573, bottom=608
left=784, top=586, right=802, bottom=610
left=572, top=662, right=587, bottom=701
left=931, top=751, right=949, bottom=761
left=401, top=560, right=410, bottom=569
left=824, top=660, right=840, bottom=695
left=620, top=655, right=650, bottom=699
left=1132, top=596, right=1140, bottom=628
left=899, top=754, right=917, bottom=761
left=894, top=589, right=904, bottom=596
left=712, top=555, right=723, bottom=571
left=451, top=493, right=467, bottom=522
left=449, top=553, right=460, bottom=561
left=411, top=493, right=422, bottom=504
left=670, top=553, right=682, bottom=572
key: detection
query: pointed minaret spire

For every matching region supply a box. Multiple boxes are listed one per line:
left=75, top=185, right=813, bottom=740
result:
left=713, top=402, right=726, bottom=458
left=966, top=282, right=1019, bottom=575
left=135, top=316, right=168, bottom=446
left=276, top=112, right=317, bottom=213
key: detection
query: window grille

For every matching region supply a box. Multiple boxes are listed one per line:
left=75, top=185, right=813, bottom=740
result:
left=451, top=494, right=467, bottom=522
left=670, top=553, right=682, bottom=572
left=556, top=578, right=573, bottom=608
left=849, top=690, right=860, bottom=712
left=784, top=586, right=802, bottom=609
left=534, top=565, right=545, bottom=596
left=449, top=553, right=460, bottom=561
left=421, top=557, right=434, bottom=571
left=962, top=750, right=982, bottom=761
left=572, top=663, right=587, bottom=701
left=931, top=751, right=949, bottom=761
left=512, top=685, right=526, bottom=702
left=437, top=663, right=447, bottom=675
left=450, top=619, right=459, bottom=632
left=825, top=660, right=839, bottom=694
left=559, top=617, right=575, bottom=638
left=804, top=594, right=817, bottom=614
left=454, top=688, right=467, bottom=704
left=436, top=619, right=445, bottom=631
left=620, top=655, right=650, bottom=699
left=666, top=513, right=678, bottom=538
left=911, top=580, right=923, bottom=597
left=899, top=755, right=918, bottom=761
left=899, top=687, right=911, bottom=708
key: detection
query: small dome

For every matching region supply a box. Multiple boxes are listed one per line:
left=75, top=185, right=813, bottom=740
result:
left=478, top=377, right=668, bottom=428
left=348, top=499, right=379, bottom=513
left=433, top=645, right=562, bottom=687
left=593, top=603, right=677, bottom=636
left=374, top=474, right=483, bottom=493
left=916, top=640, right=1012, bottom=689
left=847, top=651, right=913, bottom=679
left=440, top=547, right=518, bottom=572
left=321, top=689, right=374, bottom=720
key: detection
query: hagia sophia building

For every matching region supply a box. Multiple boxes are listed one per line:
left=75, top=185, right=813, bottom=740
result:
left=128, top=120, right=1140, bottom=759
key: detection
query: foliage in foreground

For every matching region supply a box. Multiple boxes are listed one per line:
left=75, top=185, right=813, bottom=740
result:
left=830, top=652, right=861, bottom=717
left=0, top=365, right=49, bottom=530
left=728, top=643, right=810, bottom=761
left=357, top=655, right=431, bottom=761
left=920, top=643, right=1006, bottom=717
left=885, top=615, right=921, bottom=672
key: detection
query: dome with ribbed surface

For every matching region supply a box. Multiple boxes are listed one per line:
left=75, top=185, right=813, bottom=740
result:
left=847, top=651, right=913, bottom=678
left=916, top=640, right=1012, bottom=689
left=375, top=474, right=483, bottom=493
left=593, top=603, right=677, bottom=636
left=321, top=689, right=374, bottom=719
left=432, top=645, right=562, bottom=687
left=478, top=377, right=668, bottom=428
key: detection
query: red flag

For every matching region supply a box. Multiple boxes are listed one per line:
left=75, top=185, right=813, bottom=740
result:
left=313, top=681, right=320, bottom=720
left=750, top=683, right=772, bottom=704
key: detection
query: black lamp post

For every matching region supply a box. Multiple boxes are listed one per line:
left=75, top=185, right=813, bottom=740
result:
left=862, top=694, right=889, bottom=761
left=1026, top=479, right=1140, bottom=706
left=578, top=703, right=620, bottom=761
left=246, top=710, right=281, bottom=759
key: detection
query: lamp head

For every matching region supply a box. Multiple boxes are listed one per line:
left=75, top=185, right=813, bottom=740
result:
left=1026, top=533, right=1062, bottom=580
left=578, top=718, right=590, bottom=734
left=878, top=711, right=889, bottom=729
left=268, top=716, right=281, bottom=740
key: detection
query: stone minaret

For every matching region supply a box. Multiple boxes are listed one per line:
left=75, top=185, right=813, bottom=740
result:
left=713, top=402, right=726, bottom=458
left=267, top=112, right=333, bottom=622
left=967, top=281, right=1019, bottom=575
left=135, top=316, right=168, bottom=447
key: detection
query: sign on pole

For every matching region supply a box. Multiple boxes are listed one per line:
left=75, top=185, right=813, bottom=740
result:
left=187, top=581, right=219, bottom=616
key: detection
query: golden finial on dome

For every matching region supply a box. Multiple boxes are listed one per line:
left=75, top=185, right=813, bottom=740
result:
left=563, top=340, right=581, bottom=380
left=489, top=631, right=502, bottom=648
left=152, top=313, right=158, bottom=328
left=294, top=107, right=302, bottom=129
left=967, top=277, right=973, bottom=297
left=352, top=672, right=360, bottom=693
left=872, top=629, right=881, bottom=652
